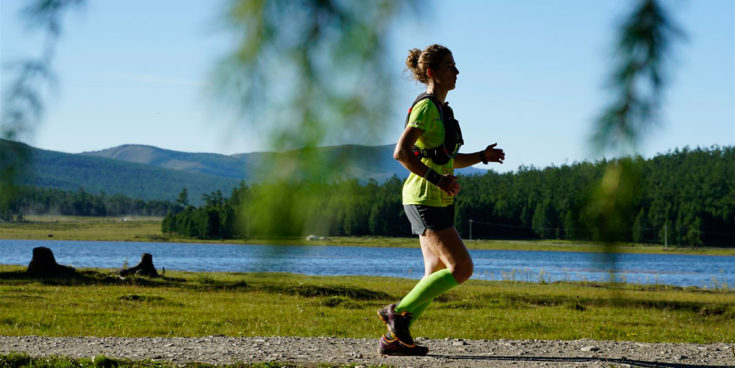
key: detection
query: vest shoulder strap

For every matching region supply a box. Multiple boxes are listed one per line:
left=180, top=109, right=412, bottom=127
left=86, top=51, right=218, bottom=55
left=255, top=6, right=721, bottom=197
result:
left=402, top=93, right=463, bottom=165
left=404, top=93, right=443, bottom=127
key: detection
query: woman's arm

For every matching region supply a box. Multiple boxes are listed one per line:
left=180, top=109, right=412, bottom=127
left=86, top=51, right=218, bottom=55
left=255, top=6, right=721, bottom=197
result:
left=453, top=151, right=485, bottom=169
left=394, top=126, right=460, bottom=196
left=453, top=143, right=505, bottom=169
left=394, top=126, right=429, bottom=176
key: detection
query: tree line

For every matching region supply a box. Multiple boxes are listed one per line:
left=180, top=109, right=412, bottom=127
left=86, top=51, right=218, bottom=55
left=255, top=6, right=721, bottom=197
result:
left=454, top=146, right=734, bottom=247
left=1, top=186, right=177, bottom=219
left=163, top=146, right=734, bottom=247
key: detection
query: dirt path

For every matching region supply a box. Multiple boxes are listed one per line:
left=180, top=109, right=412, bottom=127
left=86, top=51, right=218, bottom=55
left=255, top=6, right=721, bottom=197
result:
left=1, top=336, right=733, bottom=367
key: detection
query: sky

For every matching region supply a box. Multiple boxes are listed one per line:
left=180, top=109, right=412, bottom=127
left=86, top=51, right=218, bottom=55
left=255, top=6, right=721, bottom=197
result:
left=1, top=0, right=733, bottom=173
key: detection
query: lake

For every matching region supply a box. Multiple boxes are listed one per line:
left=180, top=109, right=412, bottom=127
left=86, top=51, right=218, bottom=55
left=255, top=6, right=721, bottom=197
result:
left=1, top=240, right=733, bottom=288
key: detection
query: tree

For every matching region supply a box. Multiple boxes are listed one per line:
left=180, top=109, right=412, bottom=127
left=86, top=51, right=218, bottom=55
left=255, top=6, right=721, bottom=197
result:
left=176, top=188, right=189, bottom=208
left=532, top=201, right=552, bottom=239
left=632, top=207, right=648, bottom=243
left=161, top=212, right=174, bottom=235
left=685, top=216, right=703, bottom=248
left=563, top=210, right=577, bottom=240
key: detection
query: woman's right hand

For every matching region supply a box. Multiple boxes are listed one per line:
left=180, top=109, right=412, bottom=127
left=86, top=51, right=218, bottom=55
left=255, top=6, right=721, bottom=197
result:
left=439, top=175, right=460, bottom=196
left=483, top=143, right=505, bottom=164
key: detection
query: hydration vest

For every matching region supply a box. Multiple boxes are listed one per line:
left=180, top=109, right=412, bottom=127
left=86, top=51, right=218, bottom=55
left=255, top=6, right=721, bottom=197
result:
left=404, top=93, right=464, bottom=165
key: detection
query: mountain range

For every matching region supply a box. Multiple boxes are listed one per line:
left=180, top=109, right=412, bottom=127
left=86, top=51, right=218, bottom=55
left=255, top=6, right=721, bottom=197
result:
left=4, top=139, right=485, bottom=203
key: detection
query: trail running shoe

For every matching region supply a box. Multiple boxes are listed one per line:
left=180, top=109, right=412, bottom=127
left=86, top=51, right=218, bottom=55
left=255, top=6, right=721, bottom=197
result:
left=377, top=304, right=414, bottom=346
left=377, top=333, right=428, bottom=356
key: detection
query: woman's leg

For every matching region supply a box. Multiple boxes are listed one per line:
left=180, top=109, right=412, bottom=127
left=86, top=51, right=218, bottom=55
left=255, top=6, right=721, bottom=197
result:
left=395, top=226, right=473, bottom=315
left=379, top=226, right=472, bottom=347
left=420, top=233, right=446, bottom=275
left=405, top=236, right=447, bottom=325
left=421, top=226, right=473, bottom=282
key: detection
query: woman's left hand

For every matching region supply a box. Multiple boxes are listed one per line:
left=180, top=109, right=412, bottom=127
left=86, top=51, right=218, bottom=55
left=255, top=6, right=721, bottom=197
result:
left=483, top=143, right=505, bottom=164
left=439, top=174, right=460, bottom=196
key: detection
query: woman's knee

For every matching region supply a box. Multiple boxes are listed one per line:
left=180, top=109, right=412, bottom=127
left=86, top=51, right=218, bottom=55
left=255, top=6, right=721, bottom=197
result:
left=449, top=258, right=473, bottom=284
left=425, top=262, right=446, bottom=277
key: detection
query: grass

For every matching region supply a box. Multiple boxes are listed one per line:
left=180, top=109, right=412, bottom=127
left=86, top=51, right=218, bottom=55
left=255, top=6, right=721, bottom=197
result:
left=2, top=215, right=734, bottom=256
left=0, top=216, right=166, bottom=242
left=0, top=265, right=733, bottom=343
left=0, top=353, right=391, bottom=368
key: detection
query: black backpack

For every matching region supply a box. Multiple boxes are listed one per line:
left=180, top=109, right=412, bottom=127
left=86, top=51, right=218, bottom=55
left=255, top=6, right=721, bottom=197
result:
left=404, top=93, right=464, bottom=165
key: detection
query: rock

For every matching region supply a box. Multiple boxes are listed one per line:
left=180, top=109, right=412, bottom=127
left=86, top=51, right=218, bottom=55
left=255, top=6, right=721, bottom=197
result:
left=581, top=346, right=600, bottom=352
left=453, top=341, right=468, bottom=346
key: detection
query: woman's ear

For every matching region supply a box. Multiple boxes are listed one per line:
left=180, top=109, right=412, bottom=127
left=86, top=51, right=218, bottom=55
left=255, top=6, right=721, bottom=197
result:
left=426, top=68, right=434, bottom=79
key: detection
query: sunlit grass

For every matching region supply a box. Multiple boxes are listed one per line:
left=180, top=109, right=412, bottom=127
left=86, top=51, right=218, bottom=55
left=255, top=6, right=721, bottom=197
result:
left=0, top=265, right=732, bottom=343
left=0, top=216, right=165, bottom=242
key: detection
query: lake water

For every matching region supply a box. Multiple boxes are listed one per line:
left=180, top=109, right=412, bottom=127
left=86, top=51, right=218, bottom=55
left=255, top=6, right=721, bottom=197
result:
left=1, top=240, right=733, bottom=288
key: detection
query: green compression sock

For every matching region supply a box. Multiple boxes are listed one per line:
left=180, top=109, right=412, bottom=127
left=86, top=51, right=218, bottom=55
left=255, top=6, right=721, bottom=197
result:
left=408, top=299, right=433, bottom=327
left=395, top=269, right=459, bottom=315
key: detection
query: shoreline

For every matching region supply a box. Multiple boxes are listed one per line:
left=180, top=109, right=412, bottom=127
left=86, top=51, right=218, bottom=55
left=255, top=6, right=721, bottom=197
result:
left=1, top=215, right=733, bottom=256
left=3, top=236, right=734, bottom=257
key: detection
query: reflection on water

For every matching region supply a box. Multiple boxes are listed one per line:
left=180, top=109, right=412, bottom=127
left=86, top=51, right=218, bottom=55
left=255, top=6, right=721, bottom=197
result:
left=0, top=240, right=733, bottom=289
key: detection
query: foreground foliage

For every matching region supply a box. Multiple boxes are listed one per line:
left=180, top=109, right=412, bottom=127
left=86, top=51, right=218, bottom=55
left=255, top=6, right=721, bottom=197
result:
left=0, top=266, right=733, bottom=343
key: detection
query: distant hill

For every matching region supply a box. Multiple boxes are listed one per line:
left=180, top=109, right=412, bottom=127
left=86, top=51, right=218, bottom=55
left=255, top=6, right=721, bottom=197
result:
left=84, top=143, right=486, bottom=182
left=83, top=144, right=253, bottom=180
left=3, top=139, right=486, bottom=203
left=3, top=139, right=241, bottom=203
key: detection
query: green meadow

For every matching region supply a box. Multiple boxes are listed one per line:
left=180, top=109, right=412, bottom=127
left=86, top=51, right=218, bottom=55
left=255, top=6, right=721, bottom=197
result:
left=2, top=215, right=734, bottom=348
left=1, top=215, right=733, bottom=256
left=0, top=265, right=733, bottom=343
left=0, top=216, right=166, bottom=242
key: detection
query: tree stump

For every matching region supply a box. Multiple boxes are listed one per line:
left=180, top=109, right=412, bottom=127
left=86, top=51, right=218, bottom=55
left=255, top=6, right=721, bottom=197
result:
left=27, top=247, right=76, bottom=277
left=119, top=253, right=159, bottom=277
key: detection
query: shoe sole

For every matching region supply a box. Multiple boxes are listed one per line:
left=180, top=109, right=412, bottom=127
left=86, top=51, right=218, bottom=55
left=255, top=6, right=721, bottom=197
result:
left=377, top=338, right=428, bottom=356
left=378, top=350, right=428, bottom=356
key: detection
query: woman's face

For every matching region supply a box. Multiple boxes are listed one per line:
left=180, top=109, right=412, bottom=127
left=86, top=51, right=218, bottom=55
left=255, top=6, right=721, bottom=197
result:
left=430, top=53, right=459, bottom=91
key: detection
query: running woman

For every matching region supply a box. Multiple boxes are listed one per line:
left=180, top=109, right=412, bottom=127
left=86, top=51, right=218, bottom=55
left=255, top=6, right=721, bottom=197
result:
left=378, top=44, right=505, bottom=356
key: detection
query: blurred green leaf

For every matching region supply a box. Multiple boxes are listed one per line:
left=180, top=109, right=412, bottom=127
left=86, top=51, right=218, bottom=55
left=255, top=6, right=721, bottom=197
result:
left=1, top=0, right=84, bottom=221
left=211, top=0, right=420, bottom=236
left=592, top=0, right=684, bottom=155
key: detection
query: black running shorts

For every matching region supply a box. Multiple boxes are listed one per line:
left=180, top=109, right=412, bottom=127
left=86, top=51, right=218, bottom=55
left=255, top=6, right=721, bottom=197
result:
left=403, top=204, right=455, bottom=235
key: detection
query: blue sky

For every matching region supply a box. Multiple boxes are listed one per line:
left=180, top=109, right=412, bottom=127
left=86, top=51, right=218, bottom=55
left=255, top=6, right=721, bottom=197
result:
left=1, top=0, right=733, bottom=173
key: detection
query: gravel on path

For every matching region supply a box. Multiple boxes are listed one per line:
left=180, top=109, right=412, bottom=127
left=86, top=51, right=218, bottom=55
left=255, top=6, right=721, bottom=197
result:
left=1, top=335, right=733, bottom=368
